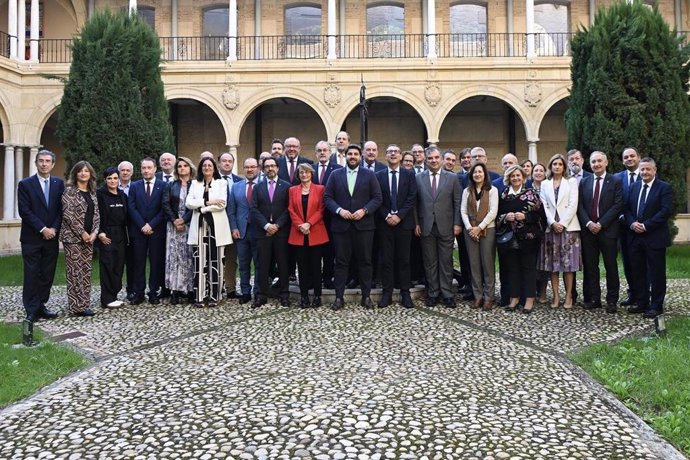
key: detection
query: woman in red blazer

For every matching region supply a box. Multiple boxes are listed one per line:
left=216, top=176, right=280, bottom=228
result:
left=288, top=163, right=329, bottom=308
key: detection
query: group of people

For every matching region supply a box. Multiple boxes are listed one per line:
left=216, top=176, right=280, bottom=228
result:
left=18, top=134, right=672, bottom=322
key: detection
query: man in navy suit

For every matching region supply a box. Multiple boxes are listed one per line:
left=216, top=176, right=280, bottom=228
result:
left=577, top=152, right=624, bottom=313
left=155, top=152, right=176, bottom=183
left=375, top=144, right=417, bottom=308
left=18, top=150, right=64, bottom=322
left=250, top=157, right=292, bottom=308
left=361, top=141, right=387, bottom=172
left=567, top=149, right=592, bottom=185
left=324, top=144, right=382, bottom=309
left=219, top=152, right=243, bottom=299
left=624, top=157, right=673, bottom=319
left=313, top=140, right=343, bottom=288
left=329, top=131, right=350, bottom=167
left=128, top=157, right=167, bottom=304
left=615, top=147, right=641, bottom=306
left=228, top=158, right=260, bottom=304
left=278, top=137, right=313, bottom=186
left=411, top=144, right=427, bottom=174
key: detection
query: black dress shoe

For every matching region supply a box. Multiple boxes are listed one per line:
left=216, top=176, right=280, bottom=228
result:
left=239, top=294, right=252, bottom=304
left=252, top=296, right=267, bottom=309
left=300, top=297, right=310, bottom=308
left=361, top=297, right=374, bottom=309
left=643, top=309, right=662, bottom=319
left=73, top=309, right=95, bottom=317
left=331, top=298, right=344, bottom=310
left=426, top=296, right=439, bottom=307
left=280, top=297, right=291, bottom=307
left=130, top=295, right=145, bottom=305
left=38, top=309, right=58, bottom=320
left=159, top=289, right=171, bottom=299
left=628, top=305, right=647, bottom=314
left=606, top=303, right=618, bottom=314
left=311, top=296, right=322, bottom=308
left=620, top=298, right=634, bottom=307
left=126, top=292, right=136, bottom=301
left=443, top=297, right=456, bottom=308
left=401, top=292, right=414, bottom=308
left=148, top=297, right=161, bottom=305
left=583, top=302, right=602, bottom=310
left=227, top=290, right=239, bottom=299
left=377, top=294, right=392, bottom=308
left=25, top=314, right=37, bottom=323
left=170, top=292, right=180, bottom=305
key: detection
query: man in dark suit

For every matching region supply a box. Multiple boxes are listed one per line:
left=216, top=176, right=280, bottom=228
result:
left=128, top=157, right=167, bottom=304
left=155, top=152, right=176, bottom=183
left=250, top=157, right=292, bottom=308
left=443, top=149, right=458, bottom=173
left=375, top=144, right=418, bottom=308
left=624, top=157, right=673, bottom=319
left=329, top=131, right=350, bottom=167
left=461, top=146, right=500, bottom=188
left=219, top=151, right=243, bottom=299
left=271, top=138, right=284, bottom=159
left=278, top=137, right=313, bottom=186
left=567, top=149, right=592, bottom=185
left=314, top=140, right=343, bottom=289
left=411, top=144, right=427, bottom=175
left=17, top=149, right=64, bottom=322
left=577, top=151, right=624, bottom=313
left=228, top=158, right=260, bottom=304
left=361, top=141, right=386, bottom=172
left=415, top=146, right=463, bottom=307
left=615, top=147, right=641, bottom=306
left=324, top=143, right=382, bottom=309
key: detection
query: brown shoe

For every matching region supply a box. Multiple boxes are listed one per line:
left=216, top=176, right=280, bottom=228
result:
left=482, top=299, right=494, bottom=311
left=472, top=298, right=482, bottom=309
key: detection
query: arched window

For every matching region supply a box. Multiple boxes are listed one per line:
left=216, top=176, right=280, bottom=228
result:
left=283, top=4, right=322, bottom=56
left=366, top=3, right=405, bottom=57
left=138, top=6, right=155, bottom=30
left=449, top=1, right=488, bottom=56
left=534, top=1, right=570, bottom=56
left=202, top=6, right=229, bottom=59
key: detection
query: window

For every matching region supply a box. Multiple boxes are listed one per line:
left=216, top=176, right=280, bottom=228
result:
left=534, top=1, right=570, bottom=56
left=202, top=7, right=229, bottom=60
left=285, top=5, right=321, bottom=36
left=366, top=3, right=405, bottom=57
left=450, top=2, right=487, bottom=56
left=138, top=6, right=155, bottom=29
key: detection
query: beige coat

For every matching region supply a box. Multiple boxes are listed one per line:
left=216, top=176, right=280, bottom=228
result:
left=186, top=178, right=233, bottom=247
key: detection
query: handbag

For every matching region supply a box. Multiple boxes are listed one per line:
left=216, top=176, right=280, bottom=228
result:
left=496, top=228, right=515, bottom=246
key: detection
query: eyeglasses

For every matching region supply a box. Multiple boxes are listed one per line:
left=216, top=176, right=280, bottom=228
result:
left=285, top=144, right=299, bottom=148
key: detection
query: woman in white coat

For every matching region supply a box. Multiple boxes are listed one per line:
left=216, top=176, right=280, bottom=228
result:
left=538, top=153, right=581, bottom=309
left=186, top=157, right=233, bottom=307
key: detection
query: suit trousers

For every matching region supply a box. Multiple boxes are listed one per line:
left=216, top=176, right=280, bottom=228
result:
left=629, top=237, right=666, bottom=311
left=99, top=242, right=126, bottom=306
left=124, top=243, right=135, bottom=295
left=130, top=234, right=166, bottom=299
left=223, top=242, right=238, bottom=293
left=455, top=233, right=472, bottom=288
left=21, top=239, right=59, bottom=317
left=464, top=228, right=496, bottom=301
left=378, top=224, right=412, bottom=294
left=500, top=241, right=538, bottom=299
left=619, top=223, right=636, bottom=300
left=421, top=223, right=455, bottom=299
left=235, top=228, right=259, bottom=297
left=333, top=227, right=374, bottom=298
left=581, top=230, right=620, bottom=305
left=257, top=235, right=289, bottom=299
left=295, top=243, right=324, bottom=297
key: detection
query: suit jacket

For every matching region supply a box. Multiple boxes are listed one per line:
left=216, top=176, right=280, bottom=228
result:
left=185, top=178, right=233, bottom=247
left=323, top=166, right=382, bottom=233
left=287, top=184, right=329, bottom=246
left=615, top=169, right=641, bottom=204
left=375, top=167, right=418, bottom=230
left=278, top=155, right=314, bottom=185
left=415, top=169, right=462, bottom=237
left=624, top=179, right=673, bottom=248
left=577, top=173, right=623, bottom=238
left=17, top=174, right=64, bottom=245
left=60, top=186, right=100, bottom=244
left=228, top=178, right=257, bottom=239
left=155, top=171, right=176, bottom=184
left=313, top=160, right=343, bottom=186
left=250, top=177, right=291, bottom=239
left=540, top=177, right=580, bottom=232
left=361, top=160, right=387, bottom=173
left=329, top=152, right=347, bottom=167
left=128, top=178, right=167, bottom=240
left=162, top=179, right=193, bottom=224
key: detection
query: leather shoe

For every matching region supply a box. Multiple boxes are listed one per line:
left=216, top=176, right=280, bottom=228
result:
left=620, top=298, right=634, bottom=306
left=148, top=297, right=161, bottom=305
left=361, top=297, right=374, bottom=309
left=300, top=296, right=310, bottom=308
left=377, top=294, right=392, bottom=308
left=482, top=299, right=494, bottom=311
left=311, top=296, right=322, bottom=308
left=642, top=309, right=662, bottom=319
left=126, top=292, right=136, bottom=301
left=583, top=302, right=602, bottom=310
left=331, top=298, right=344, bottom=310
left=252, top=296, right=267, bottom=309
left=73, top=309, right=95, bottom=317
left=38, top=309, right=58, bottom=320
left=400, top=292, right=413, bottom=308
left=25, top=314, right=37, bottom=323
left=227, top=290, right=239, bottom=299
left=628, top=305, right=647, bottom=314
left=170, top=292, right=179, bottom=305
left=239, top=294, right=252, bottom=304
left=426, top=296, right=439, bottom=307
left=280, top=297, right=291, bottom=307
left=130, top=295, right=145, bottom=305
left=606, top=303, right=617, bottom=314
left=471, top=298, right=482, bottom=309
left=442, top=297, right=456, bottom=308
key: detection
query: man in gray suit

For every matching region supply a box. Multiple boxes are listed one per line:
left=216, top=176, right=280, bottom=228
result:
left=415, top=146, right=463, bottom=307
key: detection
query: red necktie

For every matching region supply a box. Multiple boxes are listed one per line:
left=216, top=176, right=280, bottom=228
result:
left=246, top=181, right=254, bottom=204
left=591, top=177, right=601, bottom=221
left=319, top=165, right=326, bottom=184
left=289, top=160, right=295, bottom=182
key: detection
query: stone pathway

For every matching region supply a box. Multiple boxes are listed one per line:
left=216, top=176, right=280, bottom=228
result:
left=0, top=281, right=688, bottom=460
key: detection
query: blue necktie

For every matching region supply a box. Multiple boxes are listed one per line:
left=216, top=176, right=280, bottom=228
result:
left=637, top=184, right=648, bottom=220
left=43, top=179, right=50, bottom=206
left=390, top=170, right=398, bottom=212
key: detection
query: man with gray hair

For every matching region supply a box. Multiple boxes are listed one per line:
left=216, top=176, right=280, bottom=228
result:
left=156, top=152, right=176, bottom=183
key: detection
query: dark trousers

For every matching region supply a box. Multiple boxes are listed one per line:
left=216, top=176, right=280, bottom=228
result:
left=629, top=237, right=666, bottom=311
left=455, top=233, right=472, bottom=289
left=378, top=224, right=412, bottom=294
left=581, top=230, right=619, bottom=305
left=500, top=244, right=538, bottom=299
left=124, top=243, right=135, bottom=295
left=130, top=235, right=165, bottom=299
left=21, top=239, right=59, bottom=317
left=235, top=229, right=259, bottom=296
left=99, top=242, right=126, bottom=305
left=295, top=244, right=324, bottom=297
left=321, top=239, right=336, bottom=284
left=619, top=224, right=636, bottom=300
left=333, top=227, right=374, bottom=298
left=410, top=235, right=425, bottom=283
left=257, top=236, right=289, bottom=299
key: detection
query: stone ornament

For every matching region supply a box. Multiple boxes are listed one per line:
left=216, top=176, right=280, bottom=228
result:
left=324, top=84, right=341, bottom=108
left=222, top=85, right=240, bottom=110
left=425, top=83, right=441, bottom=107
left=524, top=82, right=542, bottom=107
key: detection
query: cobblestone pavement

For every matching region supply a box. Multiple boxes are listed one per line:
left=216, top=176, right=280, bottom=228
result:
left=1, top=281, right=688, bottom=459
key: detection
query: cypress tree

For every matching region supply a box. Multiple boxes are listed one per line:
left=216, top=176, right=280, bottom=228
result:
left=56, top=9, right=174, bottom=178
left=566, top=0, right=690, bottom=216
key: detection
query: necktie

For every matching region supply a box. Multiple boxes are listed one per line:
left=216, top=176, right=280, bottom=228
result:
left=164, top=175, right=171, bottom=182
left=431, top=173, right=437, bottom=198
left=145, top=181, right=151, bottom=200
left=347, top=169, right=356, bottom=195
left=289, top=160, right=295, bottom=182
left=223, top=175, right=229, bottom=181
left=591, top=176, right=601, bottom=221
left=246, top=181, right=254, bottom=204
left=629, top=172, right=635, bottom=188
left=43, top=179, right=50, bottom=206
left=416, top=166, right=422, bottom=174
left=319, top=165, right=326, bottom=184
left=390, top=170, right=398, bottom=212
left=268, top=180, right=275, bottom=202
left=637, top=184, right=649, bottom=220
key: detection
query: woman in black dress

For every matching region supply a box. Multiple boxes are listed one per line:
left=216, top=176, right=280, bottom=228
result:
left=97, top=167, right=128, bottom=308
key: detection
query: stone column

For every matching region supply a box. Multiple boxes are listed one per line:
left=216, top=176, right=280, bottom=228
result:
left=129, top=0, right=137, bottom=14
left=88, top=0, right=95, bottom=18
left=255, top=0, right=261, bottom=59
left=426, top=0, right=437, bottom=59
left=29, top=146, right=38, bottom=176
left=29, top=0, right=39, bottom=62
left=172, top=0, right=178, bottom=60
left=339, top=0, right=345, bottom=57
left=675, top=0, right=682, bottom=33
left=528, top=140, right=538, bottom=163
left=8, top=0, right=17, bottom=60
left=327, top=0, right=337, bottom=60
left=507, top=0, right=514, bottom=56
left=227, top=0, right=237, bottom=61
left=17, top=0, right=25, bottom=62
left=228, top=145, right=239, bottom=173
left=3, top=145, right=15, bottom=220
left=589, top=0, right=595, bottom=26
left=14, top=146, right=24, bottom=218
left=525, top=0, right=535, bottom=58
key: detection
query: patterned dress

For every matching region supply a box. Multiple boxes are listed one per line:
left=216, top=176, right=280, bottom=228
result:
left=165, top=184, right=194, bottom=293
left=538, top=185, right=582, bottom=273
left=192, top=188, right=225, bottom=303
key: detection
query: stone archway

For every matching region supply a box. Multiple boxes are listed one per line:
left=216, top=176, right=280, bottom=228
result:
left=535, top=97, right=569, bottom=164
left=168, top=98, right=227, bottom=165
